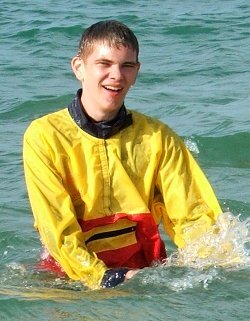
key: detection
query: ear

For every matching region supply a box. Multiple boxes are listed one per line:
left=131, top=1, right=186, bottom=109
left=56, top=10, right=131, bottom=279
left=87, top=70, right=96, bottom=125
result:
left=71, top=56, right=85, bottom=81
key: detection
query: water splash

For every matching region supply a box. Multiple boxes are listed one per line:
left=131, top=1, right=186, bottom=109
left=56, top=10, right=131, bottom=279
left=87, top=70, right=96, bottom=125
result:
left=184, top=136, right=200, bottom=155
left=139, top=212, right=249, bottom=292
left=1, top=213, right=248, bottom=295
left=140, top=265, right=223, bottom=292
left=167, top=212, right=250, bottom=269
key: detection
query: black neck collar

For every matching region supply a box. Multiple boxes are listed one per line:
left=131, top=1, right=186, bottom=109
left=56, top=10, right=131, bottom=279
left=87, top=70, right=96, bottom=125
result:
left=68, top=89, right=133, bottom=139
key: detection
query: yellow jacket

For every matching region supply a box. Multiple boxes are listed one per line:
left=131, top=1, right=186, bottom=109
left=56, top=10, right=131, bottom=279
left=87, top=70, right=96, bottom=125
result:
left=23, top=107, right=221, bottom=289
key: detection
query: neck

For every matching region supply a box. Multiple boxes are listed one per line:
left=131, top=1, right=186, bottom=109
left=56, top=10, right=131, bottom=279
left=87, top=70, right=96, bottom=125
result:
left=81, top=97, right=120, bottom=122
left=67, top=90, right=133, bottom=139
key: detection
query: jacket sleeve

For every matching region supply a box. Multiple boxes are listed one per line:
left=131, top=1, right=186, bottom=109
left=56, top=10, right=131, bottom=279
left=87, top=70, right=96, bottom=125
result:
left=23, top=122, right=107, bottom=289
left=156, top=128, right=222, bottom=248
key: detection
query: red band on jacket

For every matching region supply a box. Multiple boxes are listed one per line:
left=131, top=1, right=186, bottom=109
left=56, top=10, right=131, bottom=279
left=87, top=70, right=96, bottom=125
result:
left=79, top=212, right=135, bottom=232
left=38, top=212, right=167, bottom=275
left=79, top=212, right=167, bottom=267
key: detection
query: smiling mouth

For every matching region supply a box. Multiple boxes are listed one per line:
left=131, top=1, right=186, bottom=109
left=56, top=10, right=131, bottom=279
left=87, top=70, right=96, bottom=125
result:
left=103, top=85, right=122, bottom=92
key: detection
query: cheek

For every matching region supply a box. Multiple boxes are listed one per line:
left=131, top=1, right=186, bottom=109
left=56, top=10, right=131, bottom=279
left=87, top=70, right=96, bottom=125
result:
left=127, top=72, right=138, bottom=86
left=83, top=70, right=99, bottom=86
left=87, top=68, right=107, bottom=84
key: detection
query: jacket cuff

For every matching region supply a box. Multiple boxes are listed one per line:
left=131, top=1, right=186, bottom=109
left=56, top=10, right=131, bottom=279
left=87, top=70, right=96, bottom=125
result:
left=101, top=268, right=130, bottom=288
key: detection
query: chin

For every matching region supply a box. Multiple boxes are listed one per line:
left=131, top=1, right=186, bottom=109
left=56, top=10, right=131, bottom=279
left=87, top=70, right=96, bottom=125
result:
left=103, top=103, right=122, bottom=112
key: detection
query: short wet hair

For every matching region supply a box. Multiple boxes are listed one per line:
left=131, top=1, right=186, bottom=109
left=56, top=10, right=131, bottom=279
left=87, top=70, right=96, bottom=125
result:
left=77, top=20, right=139, bottom=61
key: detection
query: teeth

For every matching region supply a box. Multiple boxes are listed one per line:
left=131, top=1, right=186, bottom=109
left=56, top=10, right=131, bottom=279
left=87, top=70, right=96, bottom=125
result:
left=104, top=86, right=121, bottom=91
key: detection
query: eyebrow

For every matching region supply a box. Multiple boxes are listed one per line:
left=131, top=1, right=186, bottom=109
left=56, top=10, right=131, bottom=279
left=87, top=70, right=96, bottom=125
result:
left=95, top=58, right=138, bottom=65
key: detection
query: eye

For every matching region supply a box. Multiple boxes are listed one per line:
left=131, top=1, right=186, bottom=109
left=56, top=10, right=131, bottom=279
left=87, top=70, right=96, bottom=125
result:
left=123, top=63, right=137, bottom=68
left=122, top=62, right=139, bottom=70
left=97, top=60, right=111, bottom=67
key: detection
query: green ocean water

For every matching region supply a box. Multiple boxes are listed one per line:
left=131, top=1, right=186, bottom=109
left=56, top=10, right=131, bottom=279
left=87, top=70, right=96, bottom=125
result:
left=0, top=0, right=249, bottom=320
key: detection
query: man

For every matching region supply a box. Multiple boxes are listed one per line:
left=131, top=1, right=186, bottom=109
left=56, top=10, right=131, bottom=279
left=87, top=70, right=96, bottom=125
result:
left=23, top=20, right=222, bottom=289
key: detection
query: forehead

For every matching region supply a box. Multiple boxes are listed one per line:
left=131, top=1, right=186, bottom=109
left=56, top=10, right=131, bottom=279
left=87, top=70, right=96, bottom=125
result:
left=84, top=41, right=138, bottom=62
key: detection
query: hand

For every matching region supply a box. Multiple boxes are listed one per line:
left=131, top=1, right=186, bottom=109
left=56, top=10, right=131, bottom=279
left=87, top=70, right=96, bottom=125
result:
left=101, top=268, right=140, bottom=288
left=125, top=269, right=140, bottom=280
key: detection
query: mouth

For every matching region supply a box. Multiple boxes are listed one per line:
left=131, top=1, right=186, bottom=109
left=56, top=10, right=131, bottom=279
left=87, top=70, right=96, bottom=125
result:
left=103, top=85, right=123, bottom=93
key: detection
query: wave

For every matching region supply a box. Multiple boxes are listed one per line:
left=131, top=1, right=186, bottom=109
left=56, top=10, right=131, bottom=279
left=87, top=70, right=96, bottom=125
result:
left=8, top=24, right=83, bottom=41
left=185, top=133, right=250, bottom=169
left=0, top=94, right=73, bottom=122
left=163, top=24, right=217, bottom=36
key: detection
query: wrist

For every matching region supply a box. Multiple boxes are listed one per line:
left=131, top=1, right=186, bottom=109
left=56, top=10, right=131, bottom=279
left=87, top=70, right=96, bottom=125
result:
left=101, top=268, right=130, bottom=288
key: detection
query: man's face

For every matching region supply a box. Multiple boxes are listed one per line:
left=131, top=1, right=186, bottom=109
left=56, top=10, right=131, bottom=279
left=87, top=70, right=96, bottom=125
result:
left=75, top=42, right=140, bottom=121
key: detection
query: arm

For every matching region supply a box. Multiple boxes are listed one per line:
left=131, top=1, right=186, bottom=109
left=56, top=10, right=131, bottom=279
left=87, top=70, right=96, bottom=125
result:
left=23, top=122, right=107, bottom=289
left=156, top=129, right=222, bottom=248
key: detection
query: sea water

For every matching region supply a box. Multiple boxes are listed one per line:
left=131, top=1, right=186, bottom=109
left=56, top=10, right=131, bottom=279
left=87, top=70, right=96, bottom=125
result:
left=0, top=1, right=249, bottom=320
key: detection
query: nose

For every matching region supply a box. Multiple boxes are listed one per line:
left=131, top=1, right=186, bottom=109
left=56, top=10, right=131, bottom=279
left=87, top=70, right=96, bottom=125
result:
left=109, top=64, right=123, bottom=80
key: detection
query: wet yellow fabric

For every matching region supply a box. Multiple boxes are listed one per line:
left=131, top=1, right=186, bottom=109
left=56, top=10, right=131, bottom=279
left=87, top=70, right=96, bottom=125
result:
left=23, top=108, right=222, bottom=288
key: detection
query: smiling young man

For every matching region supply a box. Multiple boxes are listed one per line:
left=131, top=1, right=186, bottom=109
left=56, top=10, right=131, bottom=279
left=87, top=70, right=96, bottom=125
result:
left=23, top=20, right=222, bottom=290
left=71, top=35, right=140, bottom=122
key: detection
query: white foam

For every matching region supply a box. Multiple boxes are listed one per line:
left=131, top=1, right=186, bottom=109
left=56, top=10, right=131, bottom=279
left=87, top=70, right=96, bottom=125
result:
left=184, top=137, right=200, bottom=155
left=167, top=212, right=250, bottom=269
